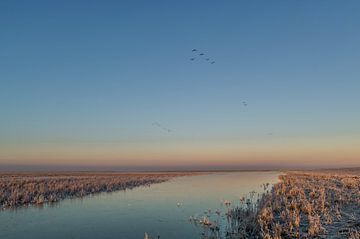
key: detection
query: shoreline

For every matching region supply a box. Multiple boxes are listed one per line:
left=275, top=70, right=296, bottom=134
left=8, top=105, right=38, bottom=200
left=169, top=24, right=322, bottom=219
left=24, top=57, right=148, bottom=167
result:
left=0, top=172, right=199, bottom=210
left=226, top=169, right=360, bottom=238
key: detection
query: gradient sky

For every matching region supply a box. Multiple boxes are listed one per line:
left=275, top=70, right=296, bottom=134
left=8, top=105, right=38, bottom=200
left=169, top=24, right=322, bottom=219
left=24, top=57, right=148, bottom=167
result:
left=1, top=1, right=360, bottom=170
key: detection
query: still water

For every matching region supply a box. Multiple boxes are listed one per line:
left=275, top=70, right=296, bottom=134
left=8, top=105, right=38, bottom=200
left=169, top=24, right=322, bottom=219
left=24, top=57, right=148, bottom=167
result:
left=0, top=172, right=279, bottom=239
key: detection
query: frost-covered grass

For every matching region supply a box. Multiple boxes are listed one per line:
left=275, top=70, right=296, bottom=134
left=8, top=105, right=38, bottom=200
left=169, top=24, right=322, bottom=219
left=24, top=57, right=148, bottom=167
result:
left=226, top=169, right=360, bottom=239
left=0, top=172, right=192, bottom=209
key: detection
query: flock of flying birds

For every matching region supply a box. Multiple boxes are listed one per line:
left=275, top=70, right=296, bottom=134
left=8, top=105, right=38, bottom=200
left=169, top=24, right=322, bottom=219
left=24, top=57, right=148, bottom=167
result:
left=189, top=49, right=215, bottom=64
left=189, top=48, right=248, bottom=107
left=152, top=48, right=251, bottom=134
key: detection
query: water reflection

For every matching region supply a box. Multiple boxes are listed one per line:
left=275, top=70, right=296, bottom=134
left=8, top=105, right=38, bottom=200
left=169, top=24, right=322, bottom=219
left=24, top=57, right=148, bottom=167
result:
left=0, top=172, right=279, bottom=239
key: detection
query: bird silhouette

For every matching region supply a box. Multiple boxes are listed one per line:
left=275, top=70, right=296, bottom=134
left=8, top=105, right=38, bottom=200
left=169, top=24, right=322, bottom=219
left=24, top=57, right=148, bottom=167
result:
left=152, top=122, right=173, bottom=133
left=189, top=49, right=216, bottom=65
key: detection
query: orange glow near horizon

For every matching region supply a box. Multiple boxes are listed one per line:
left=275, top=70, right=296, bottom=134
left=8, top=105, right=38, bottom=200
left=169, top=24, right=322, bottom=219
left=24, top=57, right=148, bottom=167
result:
left=1, top=136, right=359, bottom=169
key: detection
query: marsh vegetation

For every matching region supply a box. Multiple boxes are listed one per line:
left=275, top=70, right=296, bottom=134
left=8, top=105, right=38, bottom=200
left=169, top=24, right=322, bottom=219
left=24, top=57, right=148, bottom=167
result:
left=2, top=170, right=359, bottom=238
left=0, top=172, right=192, bottom=209
left=225, top=169, right=360, bottom=239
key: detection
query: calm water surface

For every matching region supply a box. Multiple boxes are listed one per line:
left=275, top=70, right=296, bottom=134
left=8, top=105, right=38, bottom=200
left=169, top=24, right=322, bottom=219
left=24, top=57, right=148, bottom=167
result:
left=0, top=172, right=279, bottom=239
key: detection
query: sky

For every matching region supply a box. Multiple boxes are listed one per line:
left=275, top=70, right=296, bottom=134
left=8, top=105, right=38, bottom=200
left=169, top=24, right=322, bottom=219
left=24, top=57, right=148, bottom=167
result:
left=1, top=1, right=360, bottom=170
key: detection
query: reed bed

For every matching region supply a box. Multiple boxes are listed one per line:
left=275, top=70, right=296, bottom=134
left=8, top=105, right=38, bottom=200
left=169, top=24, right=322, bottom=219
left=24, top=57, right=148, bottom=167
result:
left=0, top=172, right=192, bottom=209
left=226, top=170, right=360, bottom=239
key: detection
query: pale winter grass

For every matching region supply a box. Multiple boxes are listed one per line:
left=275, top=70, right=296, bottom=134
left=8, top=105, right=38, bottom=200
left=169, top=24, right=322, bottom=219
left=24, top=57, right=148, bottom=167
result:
left=226, top=169, right=360, bottom=238
left=0, top=171, right=193, bottom=209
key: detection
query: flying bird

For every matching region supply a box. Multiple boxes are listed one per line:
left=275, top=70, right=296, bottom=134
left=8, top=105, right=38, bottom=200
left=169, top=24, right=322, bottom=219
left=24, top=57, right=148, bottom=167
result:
left=152, top=122, right=173, bottom=133
left=152, top=122, right=161, bottom=127
left=189, top=49, right=216, bottom=65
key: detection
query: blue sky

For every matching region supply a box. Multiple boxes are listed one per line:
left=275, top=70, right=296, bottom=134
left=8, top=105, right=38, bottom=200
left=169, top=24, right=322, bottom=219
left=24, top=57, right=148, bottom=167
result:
left=1, top=1, right=359, bottom=169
